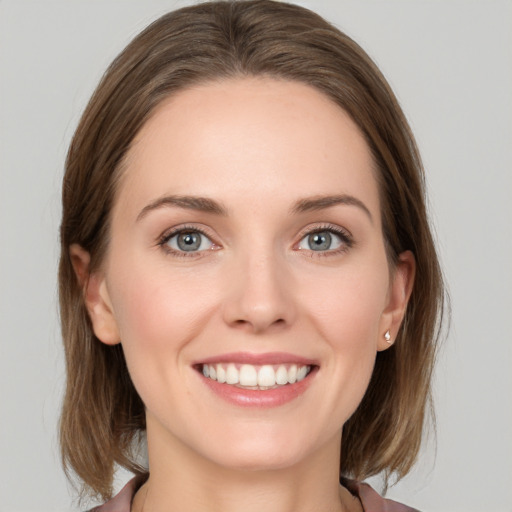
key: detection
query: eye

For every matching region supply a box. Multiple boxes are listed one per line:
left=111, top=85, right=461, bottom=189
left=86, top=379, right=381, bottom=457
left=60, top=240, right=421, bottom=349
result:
left=297, top=229, right=348, bottom=252
left=165, top=230, right=214, bottom=253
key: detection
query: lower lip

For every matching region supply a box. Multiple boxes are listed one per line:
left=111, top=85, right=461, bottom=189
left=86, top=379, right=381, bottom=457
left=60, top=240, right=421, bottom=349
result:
left=198, top=367, right=318, bottom=408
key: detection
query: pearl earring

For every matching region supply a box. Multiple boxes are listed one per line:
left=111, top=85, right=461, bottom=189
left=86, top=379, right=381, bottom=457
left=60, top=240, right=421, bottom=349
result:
left=384, top=330, right=391, bottom=343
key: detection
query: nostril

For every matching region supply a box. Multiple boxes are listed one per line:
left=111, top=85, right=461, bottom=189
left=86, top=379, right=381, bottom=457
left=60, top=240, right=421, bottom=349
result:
left=228, top=317, right=287, bottom=335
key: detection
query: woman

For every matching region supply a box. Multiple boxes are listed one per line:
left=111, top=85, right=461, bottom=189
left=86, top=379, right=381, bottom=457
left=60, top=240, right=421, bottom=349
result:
left=59, top=1, right=444, bottom=511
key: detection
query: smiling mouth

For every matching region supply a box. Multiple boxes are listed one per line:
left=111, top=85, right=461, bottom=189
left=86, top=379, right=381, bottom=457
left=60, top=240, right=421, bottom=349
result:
left=196, top=362, right=314, bottom=390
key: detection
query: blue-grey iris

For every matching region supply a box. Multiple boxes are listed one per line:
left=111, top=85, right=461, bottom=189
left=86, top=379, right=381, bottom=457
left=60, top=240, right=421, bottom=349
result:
left=177, top=232, right=202, bottom=251
left=308, top=232, right=331, bottom=251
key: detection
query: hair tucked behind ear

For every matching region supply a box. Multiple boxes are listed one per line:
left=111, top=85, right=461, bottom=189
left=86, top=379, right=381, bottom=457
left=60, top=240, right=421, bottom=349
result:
left=59, top=0, right=445, bottom=501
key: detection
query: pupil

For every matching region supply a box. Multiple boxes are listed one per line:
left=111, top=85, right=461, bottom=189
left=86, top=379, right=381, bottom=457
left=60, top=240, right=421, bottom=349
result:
left=178, top=232, right=201, bottom=251
left=309, top=232, right=331, bottom=251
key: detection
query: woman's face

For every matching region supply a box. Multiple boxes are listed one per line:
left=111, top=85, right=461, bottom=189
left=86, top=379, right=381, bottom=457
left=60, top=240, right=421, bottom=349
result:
left=82, top=77, right=412, bottom=471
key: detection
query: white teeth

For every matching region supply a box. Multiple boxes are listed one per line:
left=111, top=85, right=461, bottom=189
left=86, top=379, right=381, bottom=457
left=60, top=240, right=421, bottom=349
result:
left=216, top=364, right=226, bottom=383
left=201, top=362, right=312, bottom=388
left=275, top=365, right=288, bottom=385
left=258, top=365, right=276, bottom=387
left=226, top=363, right=239, bottom=384
left=297, top=365, right=308, bottom=382
left=239, top=364, right=258, bottom=386
left=288, top=364, right=297, bottom=384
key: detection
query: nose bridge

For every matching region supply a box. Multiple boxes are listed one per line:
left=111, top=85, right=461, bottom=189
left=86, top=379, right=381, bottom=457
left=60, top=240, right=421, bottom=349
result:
left=223, top=240, right=295, bottom=332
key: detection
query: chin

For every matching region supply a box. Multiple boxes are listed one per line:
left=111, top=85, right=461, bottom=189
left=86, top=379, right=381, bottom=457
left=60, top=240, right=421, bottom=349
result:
left=197, top=426, right=318, bottom=472
left=209, top=448, right=306, bottom=473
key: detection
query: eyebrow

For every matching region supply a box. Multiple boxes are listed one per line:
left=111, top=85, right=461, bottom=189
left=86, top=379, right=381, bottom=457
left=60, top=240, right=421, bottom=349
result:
left=136, top=195, right=228, bottom=221
left=136, top=193, right=372, bottom=223
left=291, top=194, right=373, bottom=222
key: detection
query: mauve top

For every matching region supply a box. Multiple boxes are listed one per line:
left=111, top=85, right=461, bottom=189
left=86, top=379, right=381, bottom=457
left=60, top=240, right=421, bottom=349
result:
left=91, top=476, right=420, bottom=512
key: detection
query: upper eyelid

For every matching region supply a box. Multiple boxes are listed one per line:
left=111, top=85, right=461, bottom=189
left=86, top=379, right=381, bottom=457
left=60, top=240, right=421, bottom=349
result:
left=296, top=222, right=353, bottom=240
left=158, top=224, right=217, bottom=243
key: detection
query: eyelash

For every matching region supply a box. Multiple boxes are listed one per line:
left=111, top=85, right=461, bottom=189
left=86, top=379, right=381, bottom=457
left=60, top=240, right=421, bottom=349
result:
left=157, top=223, right=354, bottom=258
left=157, top=224, right=217, bottom=258
left=295, top=223, right=354, bottom=257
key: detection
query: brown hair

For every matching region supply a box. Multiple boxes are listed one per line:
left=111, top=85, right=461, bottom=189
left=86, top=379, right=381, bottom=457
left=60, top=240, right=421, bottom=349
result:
left=59, top=0, right=445, bottom=501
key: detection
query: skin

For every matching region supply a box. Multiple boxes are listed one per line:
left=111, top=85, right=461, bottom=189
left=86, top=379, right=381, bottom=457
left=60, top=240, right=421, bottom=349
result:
left=71, top=77, right=414, bottom=512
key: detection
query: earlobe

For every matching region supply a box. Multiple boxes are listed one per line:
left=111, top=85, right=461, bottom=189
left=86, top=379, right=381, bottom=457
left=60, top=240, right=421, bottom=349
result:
left=378, top=250, right=416, bottom=351
left=69, top=244, right=121, bottom=346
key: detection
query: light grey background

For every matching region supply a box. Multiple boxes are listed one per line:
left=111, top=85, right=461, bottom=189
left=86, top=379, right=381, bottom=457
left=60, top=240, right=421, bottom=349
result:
left=1, top=1, right=511, bottom=511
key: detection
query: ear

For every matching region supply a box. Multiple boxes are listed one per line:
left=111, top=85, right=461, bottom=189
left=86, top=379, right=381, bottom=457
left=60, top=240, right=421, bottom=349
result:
left=69, top=243, right=121, bottom=345
left=378, top=250, right=416, bottom=351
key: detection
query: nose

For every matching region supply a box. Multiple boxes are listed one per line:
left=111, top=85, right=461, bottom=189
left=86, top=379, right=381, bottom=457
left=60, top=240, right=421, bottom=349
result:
left=222, top=250, right=296, bottom=334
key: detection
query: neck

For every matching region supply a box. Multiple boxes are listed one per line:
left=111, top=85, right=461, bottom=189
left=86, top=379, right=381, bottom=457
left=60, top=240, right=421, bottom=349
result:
left=135, top=417, right=358, bottom=512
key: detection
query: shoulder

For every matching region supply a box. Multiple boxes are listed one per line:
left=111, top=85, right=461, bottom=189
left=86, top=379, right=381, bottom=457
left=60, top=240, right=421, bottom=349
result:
left=88, top=476, right=145, bottom=512
left=341, top=477, right=421, bottom=512
left=90, top=476, right=419, bottom=512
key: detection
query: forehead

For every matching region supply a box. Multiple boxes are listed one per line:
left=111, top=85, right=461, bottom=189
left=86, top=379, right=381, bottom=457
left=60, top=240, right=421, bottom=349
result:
left=116, top=77, right=379, bottom=220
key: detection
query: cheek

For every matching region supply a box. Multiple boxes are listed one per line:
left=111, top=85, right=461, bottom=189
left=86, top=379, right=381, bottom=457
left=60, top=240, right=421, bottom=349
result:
left=305, top=262, right=388, bottom=348
left=300, top=262, right=389, bottom=418
left=109, top=253, right=215, bottom=341
left=106, top=258, right=219, bottom=396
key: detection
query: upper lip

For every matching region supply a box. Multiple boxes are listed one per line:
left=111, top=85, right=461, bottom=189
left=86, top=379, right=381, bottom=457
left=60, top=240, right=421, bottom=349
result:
left=193, top=352, right=319, bottom=366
